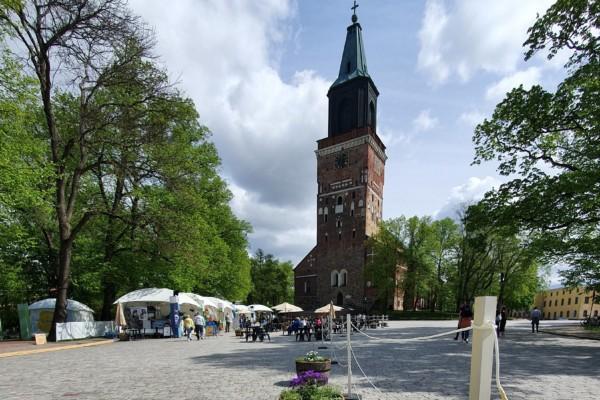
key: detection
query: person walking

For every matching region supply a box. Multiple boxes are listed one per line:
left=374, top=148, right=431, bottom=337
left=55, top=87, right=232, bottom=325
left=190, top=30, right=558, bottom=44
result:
left=183, top=315, right=195, bottom=341
left=459, top=304, right=473, bottom=343
left=531, top=306, right=541, bottom=333
left=498, top=307, right=507, bottom=337
left=194, top=312, right=205, bottom=340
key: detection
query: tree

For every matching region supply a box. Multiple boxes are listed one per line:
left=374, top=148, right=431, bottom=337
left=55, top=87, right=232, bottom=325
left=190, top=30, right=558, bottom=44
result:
left=246, top=249, right=294, bottom=306
left=472, top=0, right=600, bottom=294
left=365, top=220, right=405, bottom=311
left=427, top=218, right=459, bottom=312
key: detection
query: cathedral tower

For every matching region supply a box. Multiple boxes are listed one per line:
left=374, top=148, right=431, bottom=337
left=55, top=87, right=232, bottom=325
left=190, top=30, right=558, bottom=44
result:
left=294, top=8, right=401, bottom=312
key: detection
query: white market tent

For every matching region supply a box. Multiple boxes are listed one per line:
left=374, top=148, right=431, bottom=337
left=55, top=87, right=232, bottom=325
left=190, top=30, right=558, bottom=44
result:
left=114, top=288, right=199, bottom=307
left=272, top=302, right=303, bottom=313
left=29, top=298, right=94, bottom=334
left=113, top=288, right=202, bottom=320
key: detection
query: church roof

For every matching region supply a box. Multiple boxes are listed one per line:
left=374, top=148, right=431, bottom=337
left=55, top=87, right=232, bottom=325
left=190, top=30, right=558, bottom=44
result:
left=331, top=16, right=371, bottom=89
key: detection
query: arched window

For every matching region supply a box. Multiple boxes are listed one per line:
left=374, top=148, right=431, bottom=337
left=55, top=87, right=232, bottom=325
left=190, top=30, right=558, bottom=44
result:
left=337, top=196, right=343, bottom=205
left=369, top=101, right=376, bottom=131
left=331, top=270, right=339, bottom=287
left=340, top=269, right=348, bottom=287
left=336, top=292, right=344, bottom=306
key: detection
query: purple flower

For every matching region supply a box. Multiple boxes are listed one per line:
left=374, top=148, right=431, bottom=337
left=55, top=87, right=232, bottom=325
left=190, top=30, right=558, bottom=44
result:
left=289, top=370, right=329, bottom=387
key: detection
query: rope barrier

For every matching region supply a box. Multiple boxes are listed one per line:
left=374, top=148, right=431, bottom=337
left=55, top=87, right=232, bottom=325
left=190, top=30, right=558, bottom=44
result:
left=350, top=321, right=473, bottom=343
left=350, top=344, right=396, bottom=400
left=342, top=320, right=509, bottom=400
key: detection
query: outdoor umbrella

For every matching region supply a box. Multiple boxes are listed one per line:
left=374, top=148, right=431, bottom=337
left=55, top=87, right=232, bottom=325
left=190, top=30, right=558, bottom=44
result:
left=234, top=304, right=251, bottom=314
left=115, top=302, right=127, bottom=328
left=248, top=304, right=272, bottom=312
left=315, top=303, right=343, bottom=314
left=272, top=302, right=303, bottom=313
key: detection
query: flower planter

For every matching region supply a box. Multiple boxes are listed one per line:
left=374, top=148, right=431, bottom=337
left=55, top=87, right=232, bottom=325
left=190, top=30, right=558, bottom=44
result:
left=295, top=358, right=332, bottom=376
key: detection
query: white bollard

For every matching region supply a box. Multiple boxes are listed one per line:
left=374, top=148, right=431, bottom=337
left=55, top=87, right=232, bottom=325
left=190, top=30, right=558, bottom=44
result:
left=469, top=296, right=497, bottom=400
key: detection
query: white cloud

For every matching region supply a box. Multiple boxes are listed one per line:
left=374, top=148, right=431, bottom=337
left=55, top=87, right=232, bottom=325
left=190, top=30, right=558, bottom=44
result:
left=434, top=176, right=502, bottom=220
left=413, top=109, right=438, bottom=132
left=418, top=0, right=554, bottom=84
left=130, top=0, right=329, bottom=263
left=485, top=67, right=542, bottom=102
left=459, top=110, right=486, bottom=128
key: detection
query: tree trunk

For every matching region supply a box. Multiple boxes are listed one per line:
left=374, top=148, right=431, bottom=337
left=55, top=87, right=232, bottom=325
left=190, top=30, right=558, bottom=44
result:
left=48, top=240, right=73, bottom=341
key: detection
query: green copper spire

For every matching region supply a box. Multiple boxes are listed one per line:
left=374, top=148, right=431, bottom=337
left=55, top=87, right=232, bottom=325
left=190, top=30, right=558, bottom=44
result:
left=331, top=2, right=370, bottom=88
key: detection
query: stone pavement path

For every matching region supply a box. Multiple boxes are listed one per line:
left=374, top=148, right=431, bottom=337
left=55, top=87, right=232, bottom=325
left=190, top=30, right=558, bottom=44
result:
left=0, top=320, right=598, bottom=399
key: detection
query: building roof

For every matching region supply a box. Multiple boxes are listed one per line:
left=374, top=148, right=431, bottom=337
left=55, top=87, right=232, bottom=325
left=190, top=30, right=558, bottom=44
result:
left=331, top=15, right=371, bottom=90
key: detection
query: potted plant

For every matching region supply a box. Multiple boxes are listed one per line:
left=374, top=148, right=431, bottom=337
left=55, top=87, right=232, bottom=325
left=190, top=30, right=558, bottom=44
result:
left=279, top=370, right=342, bottom=400
left=295, top=351, right=332, bottom=376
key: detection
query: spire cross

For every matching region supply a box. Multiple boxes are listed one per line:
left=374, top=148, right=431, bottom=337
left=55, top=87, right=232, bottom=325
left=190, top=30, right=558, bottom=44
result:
left=351, top=1, right=359, bottom=15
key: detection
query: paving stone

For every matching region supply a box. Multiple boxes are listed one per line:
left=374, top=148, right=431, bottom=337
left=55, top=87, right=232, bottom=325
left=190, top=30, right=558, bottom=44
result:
left=0, top=320, right=597, bottom=399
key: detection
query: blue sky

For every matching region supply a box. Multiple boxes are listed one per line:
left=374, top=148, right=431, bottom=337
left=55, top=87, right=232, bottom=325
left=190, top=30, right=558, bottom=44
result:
left=129, top=0, right=565, bottom=280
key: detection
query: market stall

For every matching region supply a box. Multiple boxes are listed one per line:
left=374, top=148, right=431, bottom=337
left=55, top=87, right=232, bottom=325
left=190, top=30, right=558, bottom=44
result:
left=113, top=288, right=201, bottom=337
left=29, top=298, right=94, bottom=334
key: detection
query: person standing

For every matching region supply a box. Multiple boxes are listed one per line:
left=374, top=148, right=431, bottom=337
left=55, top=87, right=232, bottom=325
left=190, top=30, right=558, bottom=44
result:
left=531, top=306, right=542, bottom=333
left=459, top=304, right=473, bottom=343
left=454, top=301, right=467, bottom=340
left=194, top=312, right=205, bottom=340
left=225, top=314, right=232, bottom=333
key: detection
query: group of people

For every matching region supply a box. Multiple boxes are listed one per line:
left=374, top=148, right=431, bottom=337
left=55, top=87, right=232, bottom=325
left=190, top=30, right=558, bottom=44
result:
left=182, top=312, right=206, bottom=341
left=287, top=316, right=324, bottom=341
left=454, top=301, right=544, bottom=342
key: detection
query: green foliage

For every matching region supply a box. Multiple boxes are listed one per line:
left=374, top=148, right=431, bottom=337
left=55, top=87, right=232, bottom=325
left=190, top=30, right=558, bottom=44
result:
left=473, top=0, right=600, bottom=293
left=388, top=310, right=456, bottom=320
left=279, top=385, right=343, bottom=400
left=0, top=23, right=252, bottom=328
left=367, top=210, right=542, bottom=313
left=247, top=249, right=293, bottom=306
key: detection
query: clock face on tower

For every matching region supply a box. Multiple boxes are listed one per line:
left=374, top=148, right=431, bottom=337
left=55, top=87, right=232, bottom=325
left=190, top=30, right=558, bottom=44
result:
left=335, top=152, right=348, bottom=169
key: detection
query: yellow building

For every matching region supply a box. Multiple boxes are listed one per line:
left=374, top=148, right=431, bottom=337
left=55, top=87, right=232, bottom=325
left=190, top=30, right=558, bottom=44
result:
left=534, top=287, right=598, bottom=320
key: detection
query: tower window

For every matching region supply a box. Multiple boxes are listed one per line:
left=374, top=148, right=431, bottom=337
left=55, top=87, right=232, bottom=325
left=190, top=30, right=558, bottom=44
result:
left=352, top=191, right=356, bottom=199
left=352, top=229, right=356, bottom=238
left=337, top=196, right=343, bottom=205
left=325, top=233, right=328, bottom=242
left=338, top=232, right=342, bottom=240
left=331, top=270, right=339, bottom=287
left=346, top=61, right=351, bottom=73
left=340, top=270, right=347, bottom=287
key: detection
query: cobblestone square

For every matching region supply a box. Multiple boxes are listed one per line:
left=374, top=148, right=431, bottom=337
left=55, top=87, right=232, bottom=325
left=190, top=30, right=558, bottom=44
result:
left=0, top=320, right=598, bottom=400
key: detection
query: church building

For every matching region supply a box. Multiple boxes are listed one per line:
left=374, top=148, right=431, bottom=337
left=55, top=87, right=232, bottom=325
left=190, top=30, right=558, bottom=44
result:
left=294, top=9, right=404, bottom=312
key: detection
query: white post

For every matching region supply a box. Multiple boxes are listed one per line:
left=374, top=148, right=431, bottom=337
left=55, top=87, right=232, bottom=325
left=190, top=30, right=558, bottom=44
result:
left=469, top=296, right=497, bottom=400
left=347, top=313, right=352, bottom=397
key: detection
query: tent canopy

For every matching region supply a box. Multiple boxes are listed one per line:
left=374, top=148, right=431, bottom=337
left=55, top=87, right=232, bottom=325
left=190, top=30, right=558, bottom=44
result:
left=272, top=302, right=303, bottom=313
left=248, top=304, right=272, bottom=312
left=315, top=304, right=344, bottom=313
left=234, top=304, right=250, bottom=314
left=29, top=298, right=94, bottom=313
left=113, top=288, right=200, bottom=308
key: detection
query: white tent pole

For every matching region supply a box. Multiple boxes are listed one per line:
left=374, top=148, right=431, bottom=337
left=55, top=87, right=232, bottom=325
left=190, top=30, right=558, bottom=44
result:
left=346, top=313, right=352, bottom=397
